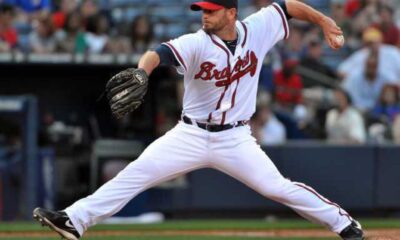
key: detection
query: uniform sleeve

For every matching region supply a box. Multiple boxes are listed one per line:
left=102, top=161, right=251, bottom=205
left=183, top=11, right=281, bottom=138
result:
left=274, top=0, right=292, bottom=20
left=162, top=33, right=200, bottom=74
left=155, top=44, right=179, bottom=66
left=244, top=2, right=290, bottom=52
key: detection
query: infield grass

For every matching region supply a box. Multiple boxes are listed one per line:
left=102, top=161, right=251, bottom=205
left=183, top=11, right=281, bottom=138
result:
left=2, top=238, right=338, bottom=240
left=0, top=219, right=398, bottom=239
left=1, top=218, right=399, bottom=232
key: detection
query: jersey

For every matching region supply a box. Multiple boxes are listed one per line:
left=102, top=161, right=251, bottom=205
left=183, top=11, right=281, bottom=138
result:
left=163, top=2, right=289, bottom=125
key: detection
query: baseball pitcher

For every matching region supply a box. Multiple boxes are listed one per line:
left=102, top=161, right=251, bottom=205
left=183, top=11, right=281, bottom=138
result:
left=33, top=1, right=364, bottom=239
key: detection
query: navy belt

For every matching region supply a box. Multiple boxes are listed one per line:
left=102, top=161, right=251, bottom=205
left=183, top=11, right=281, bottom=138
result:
left=182, top=116, right=247, bottom=132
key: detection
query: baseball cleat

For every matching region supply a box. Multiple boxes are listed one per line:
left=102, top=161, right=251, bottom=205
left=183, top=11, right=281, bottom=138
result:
left=33, top=207, right=80, bottom=240
left=339, top=220, right=364, bottom=240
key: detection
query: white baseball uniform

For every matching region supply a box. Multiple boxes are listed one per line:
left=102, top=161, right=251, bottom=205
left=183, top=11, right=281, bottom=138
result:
left=65, top=3, right=353, bottom=236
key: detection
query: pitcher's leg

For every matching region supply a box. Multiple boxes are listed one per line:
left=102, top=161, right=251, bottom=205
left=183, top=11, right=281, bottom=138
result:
left=65, top=123, right=208, bottom=235
left=212, top=131, right=352, bottom=233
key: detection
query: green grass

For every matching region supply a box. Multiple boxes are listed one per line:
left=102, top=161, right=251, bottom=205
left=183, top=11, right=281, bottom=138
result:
left=0, top=219, right=398, bottom=239
left=0, top=238, right=338, bottom=240
left=1, top=218, right=399, bottom=232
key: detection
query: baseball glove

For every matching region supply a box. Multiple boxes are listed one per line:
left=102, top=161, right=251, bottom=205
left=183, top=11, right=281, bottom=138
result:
left=106, top=68, right=149, bottom=119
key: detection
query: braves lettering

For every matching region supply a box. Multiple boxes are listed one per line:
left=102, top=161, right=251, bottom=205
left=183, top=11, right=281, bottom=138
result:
left=194, top=50, right=258, bottom=87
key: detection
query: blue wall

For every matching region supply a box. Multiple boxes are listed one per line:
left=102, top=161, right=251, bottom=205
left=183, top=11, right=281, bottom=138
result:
left=146, top=144, right=400, bottom=213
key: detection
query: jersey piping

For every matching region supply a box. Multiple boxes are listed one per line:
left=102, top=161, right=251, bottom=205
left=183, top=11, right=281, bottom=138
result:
left=272, top=2, right=289, bottom=40
left=163, top=42, right=188, bottom=71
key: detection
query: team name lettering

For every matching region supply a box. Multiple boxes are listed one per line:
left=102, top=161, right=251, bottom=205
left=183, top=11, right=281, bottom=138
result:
left=194, top=50, right=258, bottom=87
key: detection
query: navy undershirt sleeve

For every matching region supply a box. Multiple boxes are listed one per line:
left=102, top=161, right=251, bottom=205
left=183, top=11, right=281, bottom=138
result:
left=274, top=0, right=292, bottom=20
left=155, top=44, right=179, bottom=66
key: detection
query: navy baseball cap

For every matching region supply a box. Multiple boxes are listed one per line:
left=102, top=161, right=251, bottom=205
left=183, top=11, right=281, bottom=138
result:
left=190, top=0, right=238, bottom=11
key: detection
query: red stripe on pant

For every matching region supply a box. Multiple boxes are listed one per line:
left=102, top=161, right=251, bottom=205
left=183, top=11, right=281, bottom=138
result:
left=294, top=182, right=353, bottom=221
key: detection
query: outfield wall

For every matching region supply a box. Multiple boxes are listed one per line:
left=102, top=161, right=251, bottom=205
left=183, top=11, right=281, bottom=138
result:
left=144, top=144, right=400, bottom=215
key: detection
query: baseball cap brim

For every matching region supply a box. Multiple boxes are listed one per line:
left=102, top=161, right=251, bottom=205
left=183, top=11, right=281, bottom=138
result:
left=190, top=2, right=224, bottom=11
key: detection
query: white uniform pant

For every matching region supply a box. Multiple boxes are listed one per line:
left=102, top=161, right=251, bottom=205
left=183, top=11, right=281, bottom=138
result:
left=65, top=122, right=352, bottom=236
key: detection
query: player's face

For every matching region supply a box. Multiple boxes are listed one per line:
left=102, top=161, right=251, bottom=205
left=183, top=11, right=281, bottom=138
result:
left=202, top=8, right=235, bottom=34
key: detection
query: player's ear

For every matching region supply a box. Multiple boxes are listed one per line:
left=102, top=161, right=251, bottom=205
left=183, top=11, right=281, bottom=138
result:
left=227, top=8, right=237, bottom=20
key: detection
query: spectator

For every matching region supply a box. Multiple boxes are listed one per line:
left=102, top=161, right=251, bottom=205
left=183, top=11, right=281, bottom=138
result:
left=345, top=0, right=361, bottom=17
left=330, top=0, right=352, bottom=39
left=251, top=104, right=286, bottom=146
left=394, top=1, right=400, bottom=28
left=129, top=15, right=155, bottom=54
left=352, top=0, right=382, bottom=36
left=80, top=0, right=98, bottom=23
left=279, top=25, right=305, bottom=60
left=329, top=0, right=361, bottom=53
left=259, top=47, right=282, bottom=92
left=393, top=115, right=400, bottom=144
left=325, top=88, right=366, bottom=144
left=240, top=0, right=271, bottom=19
left=84, top=13, right=110, bottom=54
left=370, top=84, right=400, bottom=124
left=28, top=12, right=57, bottom=53
left=343, top=53, right=391, bottom=112
left=338, top=27, right=400, bottom=82
left=250, top=92, right=286, bottom=145
left=321, top=39, right=352, bottom=72
left=300, top=38, right=337, bottom=88
left=367, top=84, right=400, bottom=143
left=274, top=58, right=303, bottom=109
left=371, top=5, right=399, bottom=46
left=56, top=12, right=86, bottom=53
left=52, top=0, right=78, bottom=29
left=108, top=15, right=156, bottom=55
left=0, top=4, right=18, bottom=52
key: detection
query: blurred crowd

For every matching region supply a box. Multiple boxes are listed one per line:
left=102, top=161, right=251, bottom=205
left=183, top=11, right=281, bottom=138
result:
left=248, top=0, right=400, bottom=145
left=0, top=0, right=157, bottom=54
left=1, top=0, right=400, bottom=145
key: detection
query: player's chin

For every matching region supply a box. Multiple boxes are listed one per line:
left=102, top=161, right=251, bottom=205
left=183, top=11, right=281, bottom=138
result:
left=203, top=26, right=214, bottom=34
left=203, top=22, right=215, bottom=30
